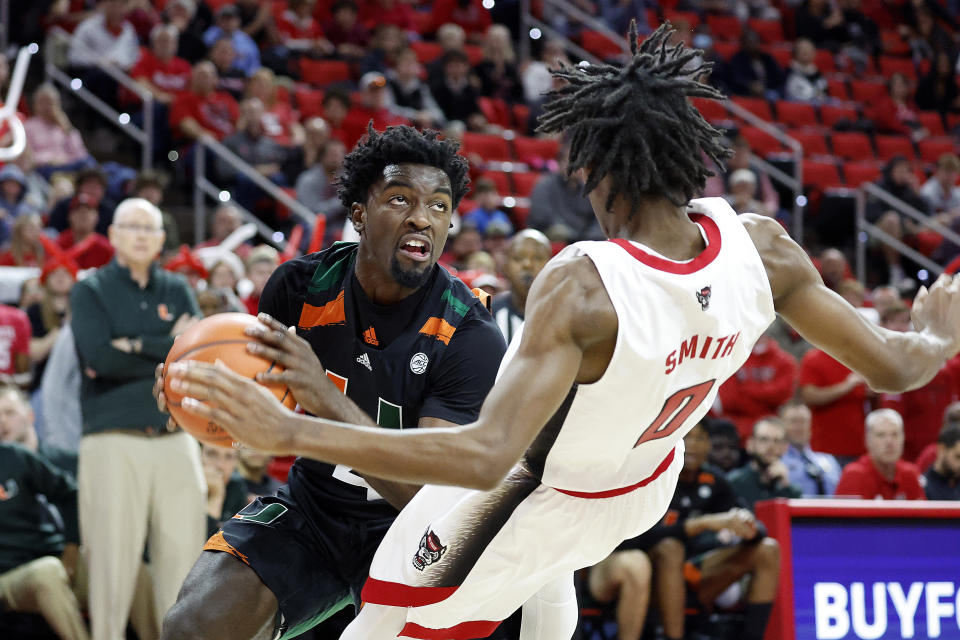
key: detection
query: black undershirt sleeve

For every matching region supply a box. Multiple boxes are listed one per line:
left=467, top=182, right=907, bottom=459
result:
left=419, top=308, right=507, bottom=425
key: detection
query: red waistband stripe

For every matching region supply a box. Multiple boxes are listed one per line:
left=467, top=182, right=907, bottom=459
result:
left=399, top=620, right=502, bottom=639
left=553, top=448, right=676, bottom=499
left=362, top=577, right=458, bottom=608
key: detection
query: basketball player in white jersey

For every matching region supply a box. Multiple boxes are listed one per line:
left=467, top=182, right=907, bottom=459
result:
left=168, top=21, right=960, bottom=640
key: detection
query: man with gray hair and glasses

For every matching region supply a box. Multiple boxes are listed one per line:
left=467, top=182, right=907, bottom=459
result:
left=70, top=198, right=203, bottom=640
left=835, top=409, right=925, bottom=500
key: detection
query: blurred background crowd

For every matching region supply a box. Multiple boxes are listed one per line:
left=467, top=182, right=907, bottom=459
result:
left=0, top=0, right=959, bottom=637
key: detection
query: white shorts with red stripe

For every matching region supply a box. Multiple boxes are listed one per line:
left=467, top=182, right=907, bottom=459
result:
left=361, top=446, right=683, bottom=639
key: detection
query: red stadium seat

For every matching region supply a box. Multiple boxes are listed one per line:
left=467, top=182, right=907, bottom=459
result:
left=765, top=46, right=793, bottom=69
left=512, top=104, right=530, bottom=134
left=739, top=126, right=785, bottom=156
left=464, top=45, right=484, bottom=66
left=410, top=40, right=444, bottom=64
left=294, top=86, right=324, bottom=120
left=803, top=160, right=844, bottom=190
left=878, top=56, right=917, bottom=80
left=460, top=132, right=513, bottom=162
left=664, top=10, right=700, bottom=28
left=831, top=132, right=875, bottom=162
left=691, top=97, right=729, bottom=124
left=713, top=41, right=740, bottom=60
left=820, top=103, right=857, bottom=128
left=706, top=14, right=742, bottom=42
left=478, top=97, right=511, bottom=129
left=949, top=114, right=960, bottom=132
left=875, top=135, right=916, bottom=161
left=580, top=30, right=624, bottom=60
left=850, top=80, right=888, bottom=104
left=299, top=59, right=352, bottom=87
left=918, top=137, right=958, bottom=164
left=511, top=172, right=541, bottom=197
left=477, top=170, right=511, bottom=195
left=788, top=129, right=830, bottom=157
left=843, top=161, right=883, bottom=187
left=880, top=30, right=910, bottom=56
left=513, top=136, right=560, bottom=165
left=917, top=111, right=946, bottom=136
left=730, top=96, right=774, bottom=122
left=814, top=49, right=836, bottom=73
left=748, top=19, right=783, bottom=43
left=776, top=101, right=818, bottom=128
left=826, top=78, right=850, bottom=101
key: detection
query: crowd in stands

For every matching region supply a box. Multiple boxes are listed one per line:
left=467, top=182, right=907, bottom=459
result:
left=1, top=0, right=960, bottom=638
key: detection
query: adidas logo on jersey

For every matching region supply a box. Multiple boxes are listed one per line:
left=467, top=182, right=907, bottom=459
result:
left=357, top=353, right=372, bottom=371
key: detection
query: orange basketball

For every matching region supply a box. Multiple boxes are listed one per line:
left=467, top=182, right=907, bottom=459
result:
left=163, top=313, right=296, bottom=447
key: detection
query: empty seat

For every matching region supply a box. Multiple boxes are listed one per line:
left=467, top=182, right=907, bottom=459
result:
left=917, top=111, right=946, bottom=136
left=814, top=49, right=836, bottom=73
left=512, top=104, right=531, bottom=135
left=460, top=132, right=512, bottom=162
left=730, top=96, right=774, bottom=121
left=580, top=30, right=624, bottom=60
left=713, top=41, right=740, bottom=60
left=748, top=18, right=783, bottom=43
left=410, top=40, right=444, bottom=64
left=820, top=103, right=858, bottom=128
left=843, top=161, right=883, bottom=187
left=875, top=135, right=915, bottom=161
left=513, top=136, right=561, bottom=165
left=850, top=80, right=888, bottom=103
left=826, top=78, right=850, bottom=101
left=765, top=46, right=793, bottom=69
left=804, top=160, right=844, bottom=190
left=831, top=132, right=874, bottom=162
left=776, top=101, right=818, bottom=128
left=477, top=170, right=511, bottom=195
left=663, top=10, right=700, bottom=28
left=918, top=137, right=958, bottom=164
left=299, top=59, right=352, bottom=87
left=706, top=14, right=742, bottom=41
left=739, top=126, right=785, bottom=156
left=477, top=97, right=511, bottom=129
left=691, top=96, right=729, bottom=123
left=511, top=172, right=542, bottom=198
left=878, top=56, right=917, bottom=80
left=294, top=86, right=324, bottom=120
left=789, top=129, right=830, bottom=157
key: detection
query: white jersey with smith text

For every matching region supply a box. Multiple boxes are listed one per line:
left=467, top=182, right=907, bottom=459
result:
left=504, top=197, right=776, bottom=494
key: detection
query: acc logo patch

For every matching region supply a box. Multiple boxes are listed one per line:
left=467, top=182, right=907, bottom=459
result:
left=412, top=528, right=447, bottom=571
left=410, top=352, right=429, bottom=375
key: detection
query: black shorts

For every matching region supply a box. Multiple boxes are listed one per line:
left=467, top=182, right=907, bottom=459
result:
left=205, top=486, right=393, bottom=638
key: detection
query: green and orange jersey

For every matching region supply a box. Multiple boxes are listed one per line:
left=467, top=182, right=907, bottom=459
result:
left=259, top=242, right=506, bottom=520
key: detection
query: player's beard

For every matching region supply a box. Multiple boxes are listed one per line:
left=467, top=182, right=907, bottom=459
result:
left=390, top=255, right=433, bottom=289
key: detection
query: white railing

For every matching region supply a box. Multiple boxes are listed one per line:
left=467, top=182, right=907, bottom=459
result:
left=44, top=31, right=154, bottom=170
left=193, top=135, right=321, bottom=244
left=855, top=183, right=960, bottom=282
left=0, top=43, right=36, bottom=162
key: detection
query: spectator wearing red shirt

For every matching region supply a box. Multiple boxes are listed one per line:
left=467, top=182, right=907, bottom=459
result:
left=878, top=302, right=959, bottom=461
left=359, top=0, right=416, bottom=32
left=835, top=409, right=925, bottom=499
left=323, top=0, right=370, bottom=60
left=321, top=89, right=354, bottom=148
left=56, top=195, right=115, bottom=270
left=799, top=347, right=868, bottom=464
left=170, top=61, right=240, bottom=142
left=275, top=0, right=334, bottom=57
left=245, top=69, right=304, bottom=147
left=342, top=73, right=408, bottom=146
left=868, top=73, right=927, bottom=140
left=0, top=304, right=31, bottom=387
left=431, top=0, right=492, bottom=42
left=718, top=334, right=798, bottom=443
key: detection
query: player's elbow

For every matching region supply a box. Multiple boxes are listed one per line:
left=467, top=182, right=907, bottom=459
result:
left=463, top=450, right=511, bottom=491
left=864, top=368, right=911, bottom=394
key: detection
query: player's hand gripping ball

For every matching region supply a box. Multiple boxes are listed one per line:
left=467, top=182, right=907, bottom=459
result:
left=163, top=313, right=296, bottom=446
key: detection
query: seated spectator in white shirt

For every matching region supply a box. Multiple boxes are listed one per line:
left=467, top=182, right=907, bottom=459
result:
left=784, top=38, right=828, bottom=102
left=780, top=403, right=843, bottom=495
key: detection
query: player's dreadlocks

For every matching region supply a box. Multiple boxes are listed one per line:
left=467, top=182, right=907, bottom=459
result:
left=537, top=21, right=731, bottom=211
left=338, top=124, right=471, bottom=210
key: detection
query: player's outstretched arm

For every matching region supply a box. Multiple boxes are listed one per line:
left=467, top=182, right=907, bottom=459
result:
left=744, top=214, right=960, bottom=393
left=169, top=255, right=616, bottom=490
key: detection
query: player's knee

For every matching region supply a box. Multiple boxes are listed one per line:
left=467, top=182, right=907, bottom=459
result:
left=615, top=550, right=652, bottom=590
left=25, top=556, right=70, bottom=593
left=650, top=537, right=685, bottom=567
left=754, top=537, right=781, bottom=571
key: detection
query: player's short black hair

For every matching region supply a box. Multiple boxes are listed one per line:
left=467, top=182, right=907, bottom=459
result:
left=537, top=21, right=731, bottom=211
left=338, top=125, right=471, bottom=210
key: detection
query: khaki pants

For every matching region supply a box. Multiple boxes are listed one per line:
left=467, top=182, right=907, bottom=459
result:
left=79, top=431, right=206, bottom=640
left=0, top=556, right=89, bottom=640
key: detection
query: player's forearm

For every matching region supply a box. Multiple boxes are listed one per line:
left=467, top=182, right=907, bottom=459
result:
left=287, top=414, right=505, bottom=490
left=871, top=328, right=954, bottom=393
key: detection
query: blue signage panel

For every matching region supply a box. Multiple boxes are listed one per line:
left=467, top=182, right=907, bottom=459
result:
left=792, top=519, right=960, bottom=640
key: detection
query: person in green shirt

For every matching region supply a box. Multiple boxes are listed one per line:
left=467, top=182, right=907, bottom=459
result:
left=0, top=441, right=86, bottom=640
left=728, top=417, right=803, bottom=510
left=69, top=198, right=204, bottom=640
